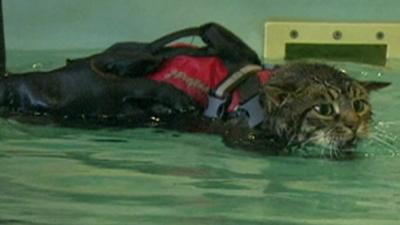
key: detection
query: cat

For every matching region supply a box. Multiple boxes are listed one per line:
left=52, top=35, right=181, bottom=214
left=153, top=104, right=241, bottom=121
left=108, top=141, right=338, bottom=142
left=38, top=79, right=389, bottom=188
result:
left=0, top=23, right=390, bottom=159
left=0, top=61, right=389, bottom=159
left=220, top=63, right=390, bottom=158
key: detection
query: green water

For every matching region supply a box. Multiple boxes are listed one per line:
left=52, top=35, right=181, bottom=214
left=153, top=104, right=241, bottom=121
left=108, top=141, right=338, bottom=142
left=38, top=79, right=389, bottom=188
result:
left=1, top=51, right=400, bottom=225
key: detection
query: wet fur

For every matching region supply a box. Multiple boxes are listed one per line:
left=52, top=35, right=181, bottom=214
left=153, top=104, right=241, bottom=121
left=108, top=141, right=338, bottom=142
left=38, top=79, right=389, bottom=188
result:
left=0, top=60, right=389, bottom=159
left=222, top=63, right=390, bottom=158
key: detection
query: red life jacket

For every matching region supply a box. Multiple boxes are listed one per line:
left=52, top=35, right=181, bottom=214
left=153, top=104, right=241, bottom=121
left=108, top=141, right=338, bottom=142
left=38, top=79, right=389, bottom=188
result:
left=149, top=55, right=273, bottom=112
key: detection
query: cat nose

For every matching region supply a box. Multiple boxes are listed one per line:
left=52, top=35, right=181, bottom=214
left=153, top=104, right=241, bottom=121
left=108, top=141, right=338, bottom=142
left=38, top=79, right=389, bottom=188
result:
left=342, top=111, right=359, bottom=132
left=345, top=121, right=358, bottom=132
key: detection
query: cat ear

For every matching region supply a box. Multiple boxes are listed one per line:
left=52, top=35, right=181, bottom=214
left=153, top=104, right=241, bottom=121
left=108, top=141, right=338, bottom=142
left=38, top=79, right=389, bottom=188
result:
left=263, top=85, right=289, bottom=106
left=359, top=81, right=391, bottom=92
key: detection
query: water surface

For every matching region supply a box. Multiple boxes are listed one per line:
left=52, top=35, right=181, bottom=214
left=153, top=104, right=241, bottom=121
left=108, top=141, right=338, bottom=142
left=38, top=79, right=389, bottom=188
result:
left=0, top=51, right=399, bottom=225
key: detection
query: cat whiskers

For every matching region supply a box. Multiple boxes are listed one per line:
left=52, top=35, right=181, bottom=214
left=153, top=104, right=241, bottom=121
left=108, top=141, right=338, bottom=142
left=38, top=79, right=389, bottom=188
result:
left=373, top=125, right=398, bottom=142
left=284, top=135, right=303, bottom=154
left=300, top=128, right=338, bottom=158
left=369, top=131, right=398, bottom=154
left=374, top=131, right=396, bottom=142
left=373, top=123, right=398, bottom=144
left=329, top=137, right=341, bottom=159
left=319, top=128, right=349, bottom=160
left=376, top=120, right=400, bottom=126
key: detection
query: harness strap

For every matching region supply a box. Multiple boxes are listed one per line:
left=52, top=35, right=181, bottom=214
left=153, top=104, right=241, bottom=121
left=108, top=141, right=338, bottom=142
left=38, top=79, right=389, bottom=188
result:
left=236, top=95, right=264, bottom=128
left=204, top=64, right=265, bottom=128
left=214, top=64, right=262, bottom=97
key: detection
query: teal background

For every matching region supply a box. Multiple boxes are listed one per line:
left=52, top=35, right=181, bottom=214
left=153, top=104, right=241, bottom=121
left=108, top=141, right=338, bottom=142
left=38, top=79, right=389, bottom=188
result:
left=3, top=0, right=400, bottom=56
left=1, top=2, right=400, bottom=224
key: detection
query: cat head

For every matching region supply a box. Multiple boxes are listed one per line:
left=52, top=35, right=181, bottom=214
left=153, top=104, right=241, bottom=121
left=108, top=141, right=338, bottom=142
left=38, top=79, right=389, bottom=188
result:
left=261, top=63, right=390, bottom=155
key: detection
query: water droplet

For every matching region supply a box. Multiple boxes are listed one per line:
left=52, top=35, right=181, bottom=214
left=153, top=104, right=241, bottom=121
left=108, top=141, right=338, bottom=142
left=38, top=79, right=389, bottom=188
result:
left=32, top=63, right=43, bottom=70
left=150, top=116, right=160, bottom=122
left=247, top=133, right=256, bottom=140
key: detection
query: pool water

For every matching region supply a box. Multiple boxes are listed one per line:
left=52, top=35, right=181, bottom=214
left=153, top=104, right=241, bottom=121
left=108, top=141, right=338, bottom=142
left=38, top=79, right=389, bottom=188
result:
left=0, top=51, right=399, bottom=225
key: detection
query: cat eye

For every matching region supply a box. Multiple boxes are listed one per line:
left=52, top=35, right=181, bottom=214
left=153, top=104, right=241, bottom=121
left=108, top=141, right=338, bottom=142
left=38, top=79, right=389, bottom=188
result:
left=353, top=99, right=368, bottom=113
left=313, top=104, right=335, bottom=117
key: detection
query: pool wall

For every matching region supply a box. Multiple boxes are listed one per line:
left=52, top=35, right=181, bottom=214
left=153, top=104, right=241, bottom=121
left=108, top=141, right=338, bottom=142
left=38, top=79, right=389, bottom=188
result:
left=3, top=0, right=400, bottom=59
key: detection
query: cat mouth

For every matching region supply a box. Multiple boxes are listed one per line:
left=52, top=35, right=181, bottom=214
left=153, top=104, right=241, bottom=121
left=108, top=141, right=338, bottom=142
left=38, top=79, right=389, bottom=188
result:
left=338, top=137, right=358, bottom=150
left=301, top=135, right=359, bottom=157
left=325, top=137, right=359, bottom=159
left=304, top=134, right=359, bottom=150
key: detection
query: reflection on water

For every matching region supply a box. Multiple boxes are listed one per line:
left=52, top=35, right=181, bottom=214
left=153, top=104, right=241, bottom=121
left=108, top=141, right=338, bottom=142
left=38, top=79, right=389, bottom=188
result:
left=0, top=52, right=400, bottom=225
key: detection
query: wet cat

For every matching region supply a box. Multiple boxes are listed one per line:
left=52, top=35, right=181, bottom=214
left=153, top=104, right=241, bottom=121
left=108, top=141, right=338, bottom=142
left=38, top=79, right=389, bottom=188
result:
left=221, top=63, right=390, bottom=158
left=0, top=23, right=390, bottom=159
left=0, top=61, right=389, bottom=159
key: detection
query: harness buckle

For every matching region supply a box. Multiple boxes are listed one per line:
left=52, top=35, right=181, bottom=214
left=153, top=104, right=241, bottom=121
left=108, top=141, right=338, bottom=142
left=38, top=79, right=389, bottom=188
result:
left=203, top=94, right=226, bottom=118
left=203, top=64, right=265, bottom=127
left=237, top=94, right=264, bottom=128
